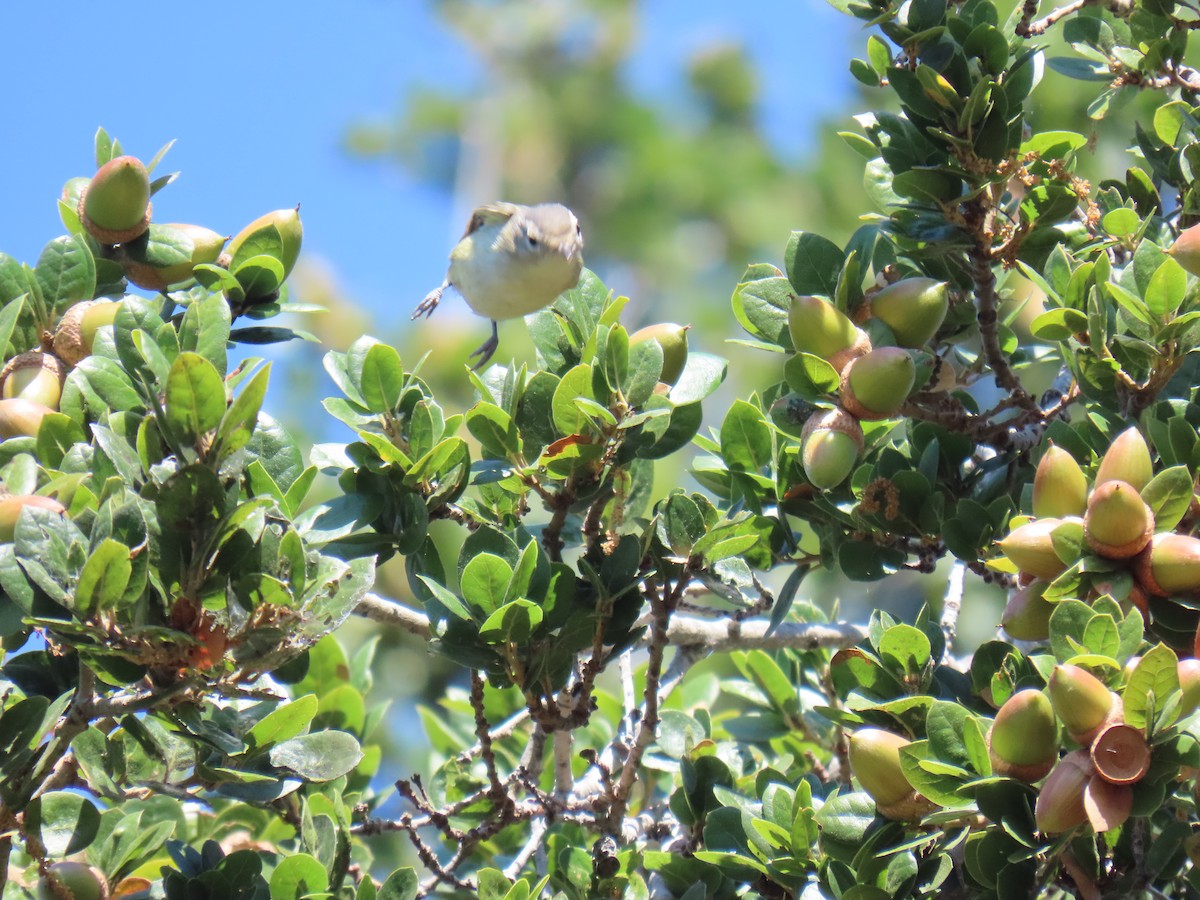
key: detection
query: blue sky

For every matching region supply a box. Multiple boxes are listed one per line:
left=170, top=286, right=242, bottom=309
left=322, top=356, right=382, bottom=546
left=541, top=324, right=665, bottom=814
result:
left=0, top=2, right=857, bottom=330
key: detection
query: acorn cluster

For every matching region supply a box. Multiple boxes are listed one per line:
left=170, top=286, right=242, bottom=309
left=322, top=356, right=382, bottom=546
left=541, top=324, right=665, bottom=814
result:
left=794, top=278, right=949, bottom=489
left=997, top=428, right=1200, bottom=639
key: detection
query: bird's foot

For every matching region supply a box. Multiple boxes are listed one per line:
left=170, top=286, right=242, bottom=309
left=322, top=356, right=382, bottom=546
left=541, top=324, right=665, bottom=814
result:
left=468, top=322, right=500, bottom=371
left=412, top=282, right=447, bottom=320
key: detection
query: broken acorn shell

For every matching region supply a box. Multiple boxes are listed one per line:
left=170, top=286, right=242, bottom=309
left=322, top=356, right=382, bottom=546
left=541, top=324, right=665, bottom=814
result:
left=799, top=408, right=864, bottom=490
left=838, top=347, right=915, bottom=421
left=78, top=155, right=152, bottom=244
left=1083, top=479, right=1154, bottom=560
left=1089, top=722, right=1151, bottom=786
left=1082, top=775, right=1133, bottom=833
left=0, top=351, right=66, bottom=409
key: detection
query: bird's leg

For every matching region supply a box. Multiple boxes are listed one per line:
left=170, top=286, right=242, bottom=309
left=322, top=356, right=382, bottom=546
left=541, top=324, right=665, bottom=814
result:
left=412, top=281, right=448, bottom=320
left=468, top=321, right=500, bottom=371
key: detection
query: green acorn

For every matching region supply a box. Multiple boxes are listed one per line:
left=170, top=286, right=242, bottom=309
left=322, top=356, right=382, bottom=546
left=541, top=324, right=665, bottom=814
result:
left=1168, top=222, right=1200, bottom=277
left=1032, top=445, right=1087, bottom=519
left=1048, top=664, right=1117, bottom=744
left=0, top=397, right=54, bottom=440
left=79, top=155, right=151, bottom=244
left=838, top=347, right=915, bottom=420
left=1000, top=580, right=1055, bottom=641
left=1094, top=427, right=1153, bottom=493
left=53, top=300, right=123, bottom=366
left=787, top=293, right=871, bottom=374
left=988, top=688, right=1059, bottom=783
left=866, top=277, right=949, bottom=348
left=799, top=408, right=864, bottom=490
left=37, top=861, right=109, bottom=900
left=1035, top=750, right=1092, bottom=834
left=1134, top=533, right=1200, bottom=597
left=120, top=223, right=228, bottom=292
left=1084, top=480, right=1154, bottom=560
left=629, top=323, right=690, bottom=385
left=996, top=517, right=1071, bottom=580
left=225, top=207, right=304, bottom=292
left=0, top=351, right=66, bottom=409
left=847, top=728, right=936, bottom=821
left=0, top=494, right=67, bottom=542
left=1178, top=658, right=1200, bottom=716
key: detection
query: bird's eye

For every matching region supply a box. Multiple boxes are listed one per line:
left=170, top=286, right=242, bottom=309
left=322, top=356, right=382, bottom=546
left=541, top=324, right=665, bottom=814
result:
left=527, top=234, right=539, bottom=247
left=576, top=224, right=582, bottom=236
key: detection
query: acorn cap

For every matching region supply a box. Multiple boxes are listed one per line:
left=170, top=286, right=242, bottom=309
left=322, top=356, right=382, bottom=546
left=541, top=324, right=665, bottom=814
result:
left=227, top=207, right=304, bottom=281
left=0, top=351, right=66, bottom=409
left=79, top=155, right=152, bottom=244
left=787, top=293, right=870, bottom=371
left=1168, top=221, right=1200, bottom=278
left=1082, top=777, right=1133, bottom=833
left=120, top=223, right=228, bottom=292
left=1179, top=658, right=1200, bottom=716
left=1089, top=722, right=1150, bottom=785
left=0, top=397, right=54, bottom=439
left=1032, top=445, right=1088, bottom=519
left=54, top=300, right=122, bottom=367
left=629, top=322, right=690, bottom=386
left=1035, top=750, right=1093, bottom=834
left=1084, top=479, right=1154, bottom=559
left=1000, top=580, right=1054, bottom=642
left=865, top=277, right=949, bottom=348
left=0, top=494, right=67, bottom=542
left=1134, top=532, right=1200, bottom=597
left=1048, top=664, right=1115, bottom=739
left=996, top=517, right=1071, bottom=580
left=838, top=347, right=916, bottom=420
left=1094, top=427, right=1153, bottom=493
left=988, top=689, right=1058, bottom=782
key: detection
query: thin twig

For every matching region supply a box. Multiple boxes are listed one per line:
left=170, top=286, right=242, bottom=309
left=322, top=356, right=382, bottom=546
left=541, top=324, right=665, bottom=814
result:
left=940, top=561, right=967, bottom=660
left=503, top=817, right=549, bottom=880
left=353, top=592, right=432, bottom=639
left=1016, top=0, right=1090, bottom=36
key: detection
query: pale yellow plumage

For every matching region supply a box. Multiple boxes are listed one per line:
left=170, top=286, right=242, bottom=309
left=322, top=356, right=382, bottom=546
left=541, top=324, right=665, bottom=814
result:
left=413, top=202, right=584, bottom=369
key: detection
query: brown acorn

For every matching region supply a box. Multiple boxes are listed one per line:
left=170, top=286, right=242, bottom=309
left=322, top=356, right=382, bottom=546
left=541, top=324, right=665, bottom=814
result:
left=1135, top=533, right=1200, bottom=597
left=838, top=347, right=916, bottom=420
left=988, top=689, right=1059, bottom=783
left=1032, top=445, right=1088, bottom=519
left=996, top=517, right=1071, bottom=580
left=1048, top=663, right=1118, bottom=745
left=1082, top=776, right=1133, bottom=833
left=1000, top=580, right=1055, bottom=641
left=1089, top=722, right=1150, bottom=786
left=54, top=300, right=123, bottom=366
left=0, top=397, right=54, bottom=439
left=0, top=351, right=66, bottom=409
left=78, top=155, right=152, bottom=244
left=799, top=408, right=864, bottom=490
left=0, top=494, right=67, bottom=542
left=1035, top=750, right=1093, bottom=834
left=1084, top=480, right=1154, bottom=560
left=1094, top=427, right=1153, bottom=493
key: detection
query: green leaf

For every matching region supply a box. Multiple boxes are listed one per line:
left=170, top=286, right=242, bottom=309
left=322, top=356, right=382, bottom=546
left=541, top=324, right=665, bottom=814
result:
left=479, top=599, right=544, bottom=644
left=26, top=791, right=101, bottom=857
left=165, top=352, right=226, bottom=444
left=269, top=731, right=363, bottom=781
left=247, top=695, right=319, bottom=751
left=270, top=853, right=329, bottom=900
left=668, top=352, right=727, bottom=405
left=1145, top=257, right=1187, bottom=317
left=784, top=352, right=841, bottom=397
left=719, top=400, right=772, bottom=472
left=360, top=343, right=405, bottom=414
left=731, top=274, right=792, bottom=347
left=1140, top=465, right=1194, bottom=532
left=378, top=868, right=419, bottom=900
left=460, top=553, right=513, bottom=616
left=234, top=254, right=286, bottom=299
left=552, top=364, right=594, bottom=435
left=1124, top=643, right=1179, bottom=731
left=879, top=624, right=932, bottom=678
left=73, top=539, right=132, bottom=616
left=215, top=363, right=270, bottom=458
left=784, top=231, right=844, bottom=297
left=35, top=235, right=95, bottom=314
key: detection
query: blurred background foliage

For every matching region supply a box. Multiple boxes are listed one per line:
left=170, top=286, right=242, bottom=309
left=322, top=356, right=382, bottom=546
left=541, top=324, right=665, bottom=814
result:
left=307, top=0, right=1155, bottom=869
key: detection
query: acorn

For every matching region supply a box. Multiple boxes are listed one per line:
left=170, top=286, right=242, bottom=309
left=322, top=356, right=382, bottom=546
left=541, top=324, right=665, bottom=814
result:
left=1134, top=533, right=1200, bottom=597
left=838, top=347, right=915, bottom=420
left=865, top=277, right=949, bottom=348
left=800, top=408, right=864, bottom=490
left=1179, top=658, right=1200, bottom=716
left=996, top=517, right=1071, bottom=580
left=1032, top=445, right=1088, bottom=519
left=0, top=495, right=67, bottom=542
left=1000, top=580, right=1055, bottom=641
left=224, top=207, right=304, bottom=294
left=0, top=351, right=66, bottom=409
left=1082, top=776, right=1133, bottom=833
left=1089, top=722, right=1150, bottom=786
left=847, top=728, right=936, bottom=821
left=629, top=323, right=690, bottom=386
left=1084, top=480, right=1154, bottom=560
left=53, top=300, right=122, bottom=367
left=120, top=223, right=228, bottom=292
left=37, top=860, right=110, bottom=900
left=988, top=689, right=1059, bottom=783
left=787, top=293, right=871, bottom=374
left=1048, top=664, right=1118, bottom=745
left=1168, top=221, right=1200, bottom=278
left=0, top=397, right=54, bottom=440
left=1094, top=427, right=1153, bottom=493
left=78, top=155, right=151, bottom=244
left=1035, top=750, right=1093, bottom=834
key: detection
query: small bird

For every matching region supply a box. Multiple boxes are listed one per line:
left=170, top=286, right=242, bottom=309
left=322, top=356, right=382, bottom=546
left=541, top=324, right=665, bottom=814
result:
left=413, top=202, right=584, bottom=370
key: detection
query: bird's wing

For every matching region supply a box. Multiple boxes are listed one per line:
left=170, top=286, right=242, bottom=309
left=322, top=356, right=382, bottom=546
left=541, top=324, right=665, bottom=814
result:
left=460, top=201, right=521, bottom=240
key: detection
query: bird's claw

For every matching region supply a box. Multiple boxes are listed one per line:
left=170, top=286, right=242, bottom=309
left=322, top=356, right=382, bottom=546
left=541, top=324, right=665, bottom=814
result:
left=412, top=283, right=446, bottom=320
left=468, top=322, right=500, bottom=371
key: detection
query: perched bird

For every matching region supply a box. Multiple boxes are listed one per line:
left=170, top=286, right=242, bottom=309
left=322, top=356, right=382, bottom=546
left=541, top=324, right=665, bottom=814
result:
left=413, top=202, right=584, bottom=370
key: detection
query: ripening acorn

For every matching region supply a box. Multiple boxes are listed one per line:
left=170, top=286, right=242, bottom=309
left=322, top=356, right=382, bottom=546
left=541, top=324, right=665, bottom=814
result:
left=78, top=155, right=151, bottom=244
left=1032, top=445, right=1088, bottom=519
left=0, top=351, right=66, bottom=409
left=0, top=397, right=54, bottom=440
left=838, top=347, right=915, bottom=420
left=1084, top=480, right=1154, bottom=560
left=799, top=408, right=864, bottom=490
left=1048, top=664, right=1116, bottom=744
left=787, top=293, right=871, bottom=374
left=996, top=517, right=1071, bottom=580
left=37, top=861, right=110, bottom=900
left=865, top=277, right=949, bottom=348
left=1168, top=222, right=1200, bottom=277
left=225, top=207, right=304, bottom=285
left=1094, top=427, right=1153, bottom=493
left=1001, top=580, right=1055, bottom=641
left=847, top=728, right=935, bottom=820
left=53, top=300, right=123, bottom=367
left=629, top=323, right=690, bottom=386
left=1135, top=533, right=1200, bottom=597
left=1178, top=659, right=1200, bottom=716
left=988, top=689, right=1059, bottom=783
left=0, top=495, right=67, bottom=542
left=120, top=223, right=228, bottom=292
left=1035, top=750, right=1093, bottom=834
